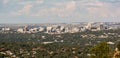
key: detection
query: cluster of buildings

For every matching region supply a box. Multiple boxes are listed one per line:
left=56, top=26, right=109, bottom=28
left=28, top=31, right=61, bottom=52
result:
left=1, top=27, right=11, bottom=31
left=0, top=22, right=119, bottom=34
left=0, top=27, right=12, bottom=33
left=16, top=23, right=112, bottom=34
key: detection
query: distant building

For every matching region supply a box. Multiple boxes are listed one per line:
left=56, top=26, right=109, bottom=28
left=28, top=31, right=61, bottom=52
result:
left=71, top=28, right=80, bottom=33
left=29, top=28, right=39, bottom=33
left=64, top=27, right=69, bottom=33
left=17, top=25, right=30, bottom=33
left=39, top=27, right=45, bottom=32
left=24, top=25, right=29, bottom=32
left=91, top=27, right=98, bottom=31
left=42, top=42, right=53, bottom=44
left=97, top=23, right=106, bottom=30
left=2, top=27, right=10, bottom=31
left=80, top=27, right=87, bottom=32
left=17, top=28, right=24, bottom=33
left=46, top=26, right=52, bottom=33
left=85, top=22, right=92, bottom=30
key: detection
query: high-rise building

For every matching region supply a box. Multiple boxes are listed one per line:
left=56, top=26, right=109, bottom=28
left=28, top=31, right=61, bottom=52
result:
left=17, top=28, right=24, bottom=33
left=97, top=23, right=106, bottom=30
left=85, top=22, right=92, bottom=30
left=46, top=26, right=52, bottom=33
left=24, top=25, right=28, bottom=31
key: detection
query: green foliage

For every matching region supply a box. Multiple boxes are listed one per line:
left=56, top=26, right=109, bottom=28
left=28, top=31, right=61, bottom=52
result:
left=115, top=41, right=120, bottom=58
left=0, top=29, right=119, bottom=58
left=117, top=42, right=120, bottom=51
left=89, top=42, right=111, bottom=58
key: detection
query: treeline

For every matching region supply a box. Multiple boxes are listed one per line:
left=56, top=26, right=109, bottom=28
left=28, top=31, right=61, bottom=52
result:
left=0, top=42, right=120, bottom=58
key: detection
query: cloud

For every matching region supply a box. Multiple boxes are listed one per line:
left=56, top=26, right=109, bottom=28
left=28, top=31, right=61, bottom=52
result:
left=100, top=0, right=120, bottom=3
left=113, top=8, right=120, bottom=17
left=82, top=1, right=109, bottom=18
left=74, top=0, right=120, bottom=18
left=32, top=1, right=76, bottom=17
left=18, top=0, right=44, bottom=5
left=1, top=0, right=119, bottom=21
left=31, top=0, right=119, bottom=19
left=3, top=0, right=9, bottom=5
left=36, top=0, right=44, bottom=4
left=76, top=0, right=105, bottom=8
left=11, top=3, right=33, bottom=16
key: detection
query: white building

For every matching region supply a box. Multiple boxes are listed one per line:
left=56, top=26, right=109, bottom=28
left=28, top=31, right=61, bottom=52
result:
left=39, top=27, right=45, bottom=32
left=71, top=28, right=80, bottom=33
left=85, top=23, right=92, bottom=30
left=29, top=28, right=38, bottom=33
left=64, top=27, right=69, bottom=33
left=2, top=27, right=10, bottom=31
left=17, top=28, right=24, bottom=33
left=46, top=26, right=53, bottom=33
left=97, top=23, right=106, bottom=30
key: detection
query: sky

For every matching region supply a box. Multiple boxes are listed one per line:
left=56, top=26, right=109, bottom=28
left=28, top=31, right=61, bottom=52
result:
left=0, top=0, right=120, bottom=23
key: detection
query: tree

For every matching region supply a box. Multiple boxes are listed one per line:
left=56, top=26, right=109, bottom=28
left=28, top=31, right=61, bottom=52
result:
left=89, top=42, right=111, bottom=58
left=113, top=42, right=120, bottom=58
left=117, top=42, right=120, bottom=51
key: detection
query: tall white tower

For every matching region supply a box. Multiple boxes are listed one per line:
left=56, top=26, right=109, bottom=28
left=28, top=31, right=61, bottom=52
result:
left=85, top=22, right=92, bottom=30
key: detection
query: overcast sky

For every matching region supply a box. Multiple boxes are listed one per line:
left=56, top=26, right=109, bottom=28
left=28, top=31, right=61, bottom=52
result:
left=0, top=0, right=120, bottom=23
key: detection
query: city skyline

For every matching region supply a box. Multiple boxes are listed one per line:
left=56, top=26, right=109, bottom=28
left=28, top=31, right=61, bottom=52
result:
left=0, top=0, right=120, bottom=23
